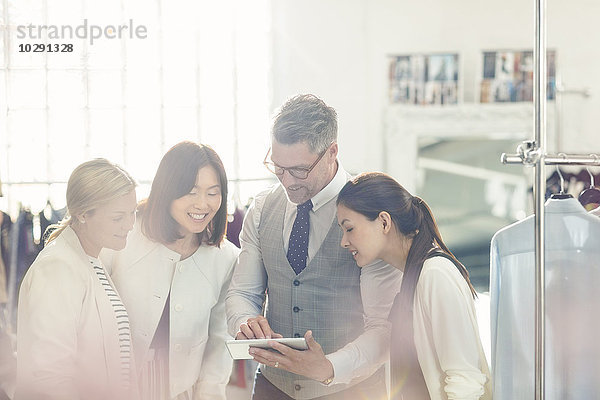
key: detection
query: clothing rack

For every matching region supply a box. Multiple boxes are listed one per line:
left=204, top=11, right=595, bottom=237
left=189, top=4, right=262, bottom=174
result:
left=502, top=152, right=600, bottom=166
left=500, top=0, right=598, bottom=398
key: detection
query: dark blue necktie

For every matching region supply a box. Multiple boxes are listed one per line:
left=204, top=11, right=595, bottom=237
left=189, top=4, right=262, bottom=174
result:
left=287, top=200, right=313, bottom=274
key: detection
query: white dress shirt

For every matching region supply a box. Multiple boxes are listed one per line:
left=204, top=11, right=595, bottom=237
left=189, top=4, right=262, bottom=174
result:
left=226, top=161, right=402, bottom=385
left=491, top=197, right=600, bottom=399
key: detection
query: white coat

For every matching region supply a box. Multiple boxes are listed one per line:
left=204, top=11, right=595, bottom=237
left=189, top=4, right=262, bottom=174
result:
left=16, top=226, right=139, bottom=400
left=102, top=223, right=239, bottom=399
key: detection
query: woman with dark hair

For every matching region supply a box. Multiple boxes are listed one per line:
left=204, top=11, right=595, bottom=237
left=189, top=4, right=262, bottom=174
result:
left=336, top=172, right=491, bottom=400
left=102, top=142, right=239, bottom=400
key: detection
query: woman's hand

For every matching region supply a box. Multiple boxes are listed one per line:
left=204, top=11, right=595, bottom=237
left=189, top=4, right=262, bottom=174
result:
left=249, top=330, right=334, bottom=383
left=236, top=315, right=283, bottom=340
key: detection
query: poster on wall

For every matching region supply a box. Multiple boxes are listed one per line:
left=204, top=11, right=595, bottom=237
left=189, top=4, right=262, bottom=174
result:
left=388, top=54, right=459, bottom=105
left=480, top=50, right=556, bottom=103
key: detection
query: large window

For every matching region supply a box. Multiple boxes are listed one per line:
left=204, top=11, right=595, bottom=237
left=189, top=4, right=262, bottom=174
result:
left=0, top=0, right=273, bottom=216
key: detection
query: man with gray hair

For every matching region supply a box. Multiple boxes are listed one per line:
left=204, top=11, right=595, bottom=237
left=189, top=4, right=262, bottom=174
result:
left=226, top=94, right=401, bottom=399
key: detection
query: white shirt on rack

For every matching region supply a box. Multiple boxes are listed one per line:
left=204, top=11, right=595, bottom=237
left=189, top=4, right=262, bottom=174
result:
left=491, top=197, right=600, bottom=399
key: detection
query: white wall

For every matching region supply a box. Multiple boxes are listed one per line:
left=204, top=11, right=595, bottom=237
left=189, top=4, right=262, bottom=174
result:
left=269, top=0, right=372, bottom=174
left=270, top=0, right=600, bottom=175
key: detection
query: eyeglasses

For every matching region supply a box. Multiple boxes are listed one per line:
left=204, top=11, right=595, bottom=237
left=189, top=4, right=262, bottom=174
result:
left=263, top=143, right=331, bottom=180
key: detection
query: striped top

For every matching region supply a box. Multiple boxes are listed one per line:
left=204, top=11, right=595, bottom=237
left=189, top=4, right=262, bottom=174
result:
left=89, top=256, right=131, bottom=390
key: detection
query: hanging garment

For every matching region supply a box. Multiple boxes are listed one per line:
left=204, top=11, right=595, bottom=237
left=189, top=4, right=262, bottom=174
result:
left=7, top=210, right=40, bottom=327
left=0, top=311, right=15, bottom=400
left=490, top=197, right=600, bottom=400
left=579, top=187, right=600, bottom=211
left=38, top=205, right=66, bottom=250
left=0, top=256, right=6, bottom=305
left=226, top=207, right=244, bottom=248
left=0, top=212, right=12, bottom=305
left=0, top=212, right=12, bottom=398
left=15, top=211, right=39, bottom=290
left=0, top=212, right=11, bottom=273
left=7, top=212, right=22, bottom=324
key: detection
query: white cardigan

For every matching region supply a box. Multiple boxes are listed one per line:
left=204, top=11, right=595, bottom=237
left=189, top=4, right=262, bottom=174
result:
left=102, top=223, right=239, bottom=399
left=16, top=226, right=139, bottom=400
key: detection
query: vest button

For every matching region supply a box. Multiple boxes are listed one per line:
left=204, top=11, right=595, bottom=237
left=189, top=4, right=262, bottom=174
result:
left=293, top=306, right=300, bottom=312
left=294, top=333, right=301, bottom=338
left=295, top=384, right=301, bottom=391
left=293, top=280, right=300, bottom=286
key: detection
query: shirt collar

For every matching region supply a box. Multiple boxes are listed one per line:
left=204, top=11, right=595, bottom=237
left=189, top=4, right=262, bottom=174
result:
left=310, top=160, right=348, bottom=212
left=545, top=197, right=587, bottom=214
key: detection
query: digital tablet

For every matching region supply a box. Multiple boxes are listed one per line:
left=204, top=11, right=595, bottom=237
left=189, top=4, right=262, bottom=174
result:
left=225, top=337, right=308, bottom=360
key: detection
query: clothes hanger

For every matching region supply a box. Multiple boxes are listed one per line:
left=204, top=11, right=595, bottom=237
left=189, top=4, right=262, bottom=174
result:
left=578, top=154, right=600, bottom=210
left=550, top=154, right=573, bottom=200
left=545, top=169, right=564, bottom=199
left=43, top=198, right=54, bottom=220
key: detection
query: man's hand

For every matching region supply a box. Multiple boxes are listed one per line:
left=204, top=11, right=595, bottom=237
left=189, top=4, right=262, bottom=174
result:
left=236, top=316, right=283, bottom=340
left=249, top=330, right=334, bottom=383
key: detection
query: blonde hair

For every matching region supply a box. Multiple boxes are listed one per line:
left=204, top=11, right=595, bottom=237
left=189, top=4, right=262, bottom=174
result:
left=46, top=158, right=136, bottom=244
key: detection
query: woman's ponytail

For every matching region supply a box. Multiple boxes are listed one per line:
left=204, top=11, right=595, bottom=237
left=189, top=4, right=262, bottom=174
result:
left=44, top=216, right=72, bottom=245
left=414, top=198, right=477, bottom=298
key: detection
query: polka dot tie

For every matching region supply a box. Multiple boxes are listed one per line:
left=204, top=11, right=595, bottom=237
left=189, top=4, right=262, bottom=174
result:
left=287, top=200, right=313, bottom=274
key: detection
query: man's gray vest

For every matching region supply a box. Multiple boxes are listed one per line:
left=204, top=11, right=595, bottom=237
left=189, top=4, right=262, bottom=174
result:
left=258, top=185, right=365, bottom=399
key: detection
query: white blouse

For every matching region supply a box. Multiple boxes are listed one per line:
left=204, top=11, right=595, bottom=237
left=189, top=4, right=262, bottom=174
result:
left=412, top=256, right=492, bottom=400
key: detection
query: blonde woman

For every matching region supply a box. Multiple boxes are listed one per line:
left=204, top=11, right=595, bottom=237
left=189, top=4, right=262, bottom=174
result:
left=16, top=159, right=139, bottom=400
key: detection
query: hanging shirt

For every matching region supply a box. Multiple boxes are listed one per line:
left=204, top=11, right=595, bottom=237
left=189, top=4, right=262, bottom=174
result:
left=490, top=197, right=600, bottom=399
left=0, top=212, right=10, bottom=304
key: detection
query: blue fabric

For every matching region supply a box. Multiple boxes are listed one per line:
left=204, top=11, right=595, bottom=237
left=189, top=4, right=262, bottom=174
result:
left=286, top=200, right=313, bottom=275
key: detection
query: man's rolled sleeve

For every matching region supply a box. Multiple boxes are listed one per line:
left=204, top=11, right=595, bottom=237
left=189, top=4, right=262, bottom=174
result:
left=226, top=192, right=270, bottom=337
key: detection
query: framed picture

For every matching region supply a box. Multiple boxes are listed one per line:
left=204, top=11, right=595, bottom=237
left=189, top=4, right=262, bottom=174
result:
left=480, top=50, right=556, bottom=103
left=388, top=53, right=459, bottom=105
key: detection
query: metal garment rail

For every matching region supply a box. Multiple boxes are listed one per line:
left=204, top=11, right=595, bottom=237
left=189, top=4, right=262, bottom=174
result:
left=502, top=153, right=600, bottom=166
left=501, top=2, right=598, bottom=398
